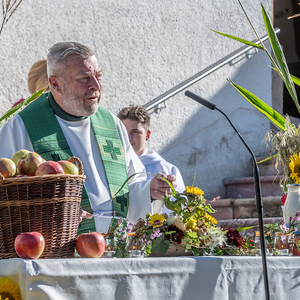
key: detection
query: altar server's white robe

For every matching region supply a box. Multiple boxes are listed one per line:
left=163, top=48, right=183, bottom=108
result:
left=139, top=150, right=185, bottom=214
left=0, top=114, right=153, bottom=232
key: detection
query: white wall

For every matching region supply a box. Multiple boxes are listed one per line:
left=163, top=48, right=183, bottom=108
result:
left=0, top=0, right=272, bottom=199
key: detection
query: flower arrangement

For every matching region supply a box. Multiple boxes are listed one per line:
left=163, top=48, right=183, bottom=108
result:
left=125, top=186, right=226, bottom=256
left=103, top=213, right=134, bottom=258
left=264, top=212, right=300, bottom=255
left=214, top=227, right=257, bottom=256
left=105, top=185, right=264, bottom=257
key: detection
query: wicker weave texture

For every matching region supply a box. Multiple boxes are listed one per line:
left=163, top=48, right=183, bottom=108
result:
left=0, top=156, right=86, bottom=259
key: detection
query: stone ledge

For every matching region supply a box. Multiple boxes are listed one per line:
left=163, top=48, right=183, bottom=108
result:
left=255, top=156, right=283, bottom=177
left=209, top=196, right=283, bottom=220
left=223, top=175, right=283, bottom=198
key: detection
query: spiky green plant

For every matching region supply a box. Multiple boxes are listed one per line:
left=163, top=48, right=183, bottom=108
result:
left=212, top=0, right=300, bottom=131
left=212, top=0, right=300, bottom=190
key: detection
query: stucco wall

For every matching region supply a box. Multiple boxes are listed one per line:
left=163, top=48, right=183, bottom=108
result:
left=0, top=0, right=272, bottom=199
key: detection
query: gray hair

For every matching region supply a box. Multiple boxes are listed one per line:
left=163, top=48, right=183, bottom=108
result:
left=47, top=42, right=95, bottom=77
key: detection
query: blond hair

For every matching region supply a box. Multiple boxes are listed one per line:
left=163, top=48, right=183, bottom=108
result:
left=27, top=59, right=48, bottom=94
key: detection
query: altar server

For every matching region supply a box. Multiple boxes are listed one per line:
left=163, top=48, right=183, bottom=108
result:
left=0, top=42, right=175, bottom=233
left=118, top=105, right=185, bottom=214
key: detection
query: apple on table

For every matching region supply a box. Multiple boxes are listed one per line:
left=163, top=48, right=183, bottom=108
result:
left=14, top=232, right=45, bottom=259
left=76, top=232, right=105, bottom=258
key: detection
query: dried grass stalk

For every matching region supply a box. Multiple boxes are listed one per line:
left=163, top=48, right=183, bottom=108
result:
left=264, top=116, right=300, bottom=189
left=0, top=0, right=23, bottom=37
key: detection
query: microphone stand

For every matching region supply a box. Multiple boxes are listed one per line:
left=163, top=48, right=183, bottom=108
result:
left=185, top=90, right=270, bottom=300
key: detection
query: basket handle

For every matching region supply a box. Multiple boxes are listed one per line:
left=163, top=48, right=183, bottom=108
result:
left=68, top=156, right=84, bottom=175
left=0, top=172, right=4, bottom=184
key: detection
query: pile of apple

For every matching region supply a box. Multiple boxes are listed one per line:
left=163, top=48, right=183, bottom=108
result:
left=0, top=149, right=79, bottom=178
left=14, top=231, right=105, bottom=259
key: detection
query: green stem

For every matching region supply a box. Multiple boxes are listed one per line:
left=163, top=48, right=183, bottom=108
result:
left=237, top=0, right=285, bottom=82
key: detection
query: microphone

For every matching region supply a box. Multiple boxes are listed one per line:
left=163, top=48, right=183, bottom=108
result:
left=185, top=90, right=270, bottom=300
left=184, top=90, right=216, bottom=110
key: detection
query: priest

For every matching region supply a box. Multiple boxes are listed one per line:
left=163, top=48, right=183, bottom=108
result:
left=0, top=42, right=175, bottom=233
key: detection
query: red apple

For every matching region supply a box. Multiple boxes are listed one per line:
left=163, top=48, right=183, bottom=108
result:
left=76, top=232, right=105, bottom=258
left=57, top=160, right=79, bottom=175
left=11, top=149, right=30, bottom=166
left=0, top=158, right=17, bottom=178
left=17, top=152, right=44, bottom=176
left=14, top=232, right=45, bottom=259
left=35, top=161, right=65, bottom=176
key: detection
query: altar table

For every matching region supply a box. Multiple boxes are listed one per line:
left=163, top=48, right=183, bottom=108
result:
left=0, top=256, right=299, bottom=300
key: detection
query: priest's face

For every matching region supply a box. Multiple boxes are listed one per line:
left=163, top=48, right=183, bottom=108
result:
left=121, top=119, right=151, bottom=156
left=55, top=55, right=103, bottom=117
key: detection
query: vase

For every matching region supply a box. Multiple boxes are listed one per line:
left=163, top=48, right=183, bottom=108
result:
left=283, top=184, right=300, bottom=225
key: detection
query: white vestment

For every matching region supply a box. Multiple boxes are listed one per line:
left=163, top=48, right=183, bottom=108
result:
left=0, top=113, right=153, bottom=232
left=139, top=150, right=185, bottom=214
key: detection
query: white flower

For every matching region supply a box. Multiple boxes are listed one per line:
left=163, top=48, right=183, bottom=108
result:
left=166, top=214, right=181, bottom=225
left=205, top=227, right=226, bottom=254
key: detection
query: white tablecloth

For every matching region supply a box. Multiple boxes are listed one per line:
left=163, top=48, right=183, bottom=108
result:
left=0, top=256, right=298, bottom=300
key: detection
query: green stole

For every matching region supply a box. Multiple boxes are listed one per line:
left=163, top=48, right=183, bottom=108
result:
left=18, top=92, right=129, bottom=234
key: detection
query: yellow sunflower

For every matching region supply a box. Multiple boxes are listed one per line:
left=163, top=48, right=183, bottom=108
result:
left=0, top=277, right=21, bottom=300
left=205, top=213, right=217, bottom=225
left=289, top=153, right=300, bottom=183
left=148, top=213, right=165, bottom=227
left=186, top=218, right=197, bottom=229
left=185, top=186, right=204, bottom=196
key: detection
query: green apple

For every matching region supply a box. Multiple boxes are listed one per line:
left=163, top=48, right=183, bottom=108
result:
left=11, top=149, right=30, bottom=166
left=0, top=158, right=17, bottom=178
left=57, top=160, right=79, bottom=175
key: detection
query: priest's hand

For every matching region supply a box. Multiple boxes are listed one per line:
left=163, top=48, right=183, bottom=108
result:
left=150, top=173, right=177, bottom=200
left=79, top=209, right=93, bottom=223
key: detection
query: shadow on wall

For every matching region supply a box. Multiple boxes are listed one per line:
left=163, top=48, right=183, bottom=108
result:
left=159, top=56, right=272, bottom=200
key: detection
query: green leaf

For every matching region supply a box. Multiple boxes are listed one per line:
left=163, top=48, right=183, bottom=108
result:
left=113, top=172, right=142, bottom=197
left=203, top=204, right=215, bottom=214
left=163, top=192, right=186, bottom=213
left=291, top=74, right=300, bottom=87
left=0, top=88, right=46, bottom=124
left=191, top=246, right=200, bottom=256
left=228, top=79, right=285, bottom=131
left=236, top=226, right=256, bottom=232
left=261, top=4, right=299, bottom=114
left=257, top=155, right=277, bottom=164
left=151, top=235, right=170, bottom=255
left=210, top=29, right=264, bottom=50
left=183, top=212, right=196, bottom=223
left=187, top=232, right=198, bottom=238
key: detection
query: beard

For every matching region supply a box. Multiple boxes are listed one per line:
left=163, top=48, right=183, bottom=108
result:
left=60, top=85, right=101, bottom=117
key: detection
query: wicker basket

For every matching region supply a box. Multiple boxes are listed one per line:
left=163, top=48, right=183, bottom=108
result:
left=0, top=156, right=86, bottom=259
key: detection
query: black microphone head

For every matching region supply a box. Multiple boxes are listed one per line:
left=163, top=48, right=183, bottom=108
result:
left=185, top=90, right=216, bottom=110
